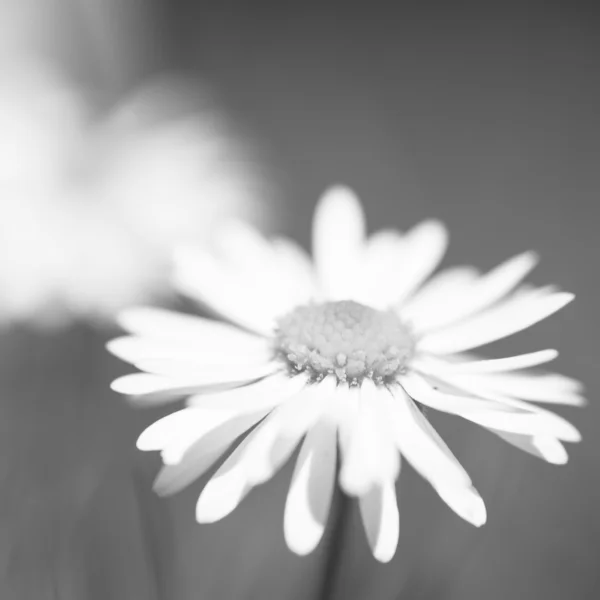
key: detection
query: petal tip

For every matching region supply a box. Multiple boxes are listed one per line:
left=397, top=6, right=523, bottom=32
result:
left=284, top=530, right=320, bottom=557
left=195, top=496, right=221, bottom=524
left=521, top=250, right=540, bottom=267
left=321, top=184, right=361, bottom=204
left=106, top=337, right=132, bottom=362
left=109, top=376, right=131, bottom=395
left=562, top=292, right=575, bottom=302
left=373, top=548, right=397, bottom=563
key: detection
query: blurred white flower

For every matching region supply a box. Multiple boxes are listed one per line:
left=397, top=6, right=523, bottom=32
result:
left=109, top=186, right=583, bottom=563
left=0, top=67, right=273, bottom=325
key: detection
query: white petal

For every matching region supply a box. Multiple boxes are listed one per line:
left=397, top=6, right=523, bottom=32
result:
left=174, top=246, right=277, bottom=335
left=401, top=371, right=580, bottom=442
left=461, top=406, right=581, bottom=442
left=400, top=371, right=512, bottom=414
left=271, top=376, right=337, bottom=440
left=394, top=220, right=448, bottom=305
left=428, top=349, right=559, bottom=374
left=215, top=220, right=277, bottom=269
left=242, top=415, right=304, bottom=486
left=337, top=386, right=367, bottom=495
left=419, top=360, right=586, bottom=407
left=194, top=391, right=328, bottom=524
left=384, top=386, right=486, bottom=525
left=193, top=394, right=317, bottom=523
left=216, top=222, right=315, bottom=313
left=353, top=230, right=406, bottom=308
left=111, top=373, right=224, bottom=404
left=271, top=237, right=319, bottom=303
left=358, top=480, right=400, bottom=563
left=153, top=411, right=264, bottom=495
left=284, top=417, right=337, bottom=556
left=434, top=484, right=487, bottom=527
left=195, top=433, right=257, bottom=523
left=186, top=372, right=308, bottom=412
left=228, top=382, right=335, bottom=488
left=401, top=267, right=479, bottom=328
left=312, top=186, right=366, bottom=301
left=117, top=307, right=265, bottom=346
left=136, top=407, right=267, bottom=468
left=383, top=386, right=472, bottom=487
left=339, top=381, right=399, bottom=495
left=137, top=409, right=211, bottom=451
left=111, top=362, right=280, bottom=403
left=407, top=252, right=538, bottom=333
left=133, top=357, right=276, bottom=379
left=107, top=335, right=273, bottom=366
left=489, top=430, right=568, bottom=465
left=418, top=290, right=574, bottom=355
left=220, top=380, right=336, bottom=488
left=163, top=412, right=267, bottom=466
left=449, top=371, right=585, bottom=406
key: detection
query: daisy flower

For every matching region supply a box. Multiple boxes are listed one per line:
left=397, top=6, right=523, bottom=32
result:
left=109, top=186, right=583, bottom=563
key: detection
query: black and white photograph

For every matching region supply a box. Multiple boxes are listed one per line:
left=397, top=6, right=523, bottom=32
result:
left=0, top=2, right=598, bottom=599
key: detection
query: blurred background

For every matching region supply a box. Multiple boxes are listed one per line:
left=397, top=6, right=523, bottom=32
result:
left=1, top=1, right=599, bottom=599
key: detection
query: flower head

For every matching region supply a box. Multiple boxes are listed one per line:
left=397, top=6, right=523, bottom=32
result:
left=109, top=186, right=584, bottom=563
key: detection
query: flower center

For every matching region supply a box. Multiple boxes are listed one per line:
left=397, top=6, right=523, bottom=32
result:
left=274, top=300, right=414, bottom=385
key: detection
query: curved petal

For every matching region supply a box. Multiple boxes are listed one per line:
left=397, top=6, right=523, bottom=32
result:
left=216, top=221, right=316, bottom=313
left=132, top=358, right=277, bottom=380
left=358, top=480, right=400, bottom=563
left=312, top=186, right=366, bottom=301
left=174, top=246, right=278, bottom=335
left=136, top=406, right=268, bottom=467
left=417, top=289, right=574, bottom=355
left=401, top=266, right=479, bottom=329
left=153, top=411, right=266, bottom=495
left=284, top=416, right=337, bottom=556
left=394, top=220, right=448, bottom=306
left=434, top=484, right=487, bottom=527
left=194, top=432, right=258, bottom=523
left=384, top=386, right=486, bottom=526
left=353, top=230, right=406, bottom=309
left=461, top=407, right=580, bottom=442
left=136, top=408, right=219, bottom=452
left=238, top=379, right=337, bottom=487
left=111, top=373, right=233, bottom=404
left=401, top=372, right=580, bottom=442
left=193, top=389, right=322, bottom=523
left=111, top=362, right=280, bottom=404
left=383, top=386, right=472, bottom=487
left=337, top=386, right=367, bottom=495
left=107, top=335, right=273, bottom=366
left=271, top=237, right=319, bottom=303
left=187, top=372, right=308, bottom=412
left=338, top=381, right=399, bottom=496
left=447, top=371, right=585, bottom=406
left=271, top=376, right=337, bottom=440
left=215, top=220, right=278, bottom=270
left=407, top=252, right=538, bottom=333
left=117, top=307, right=265, bottom=346
left=400, top=371, right=513, bottom=413
left=416, top=358, right=585, bottom=407
left=489, top=430, right=568, bottom=465
left=425, top=349, right=559, bottom=374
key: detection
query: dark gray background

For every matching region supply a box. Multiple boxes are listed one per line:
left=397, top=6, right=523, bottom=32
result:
left=2, top=2, right=599, bottom=599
